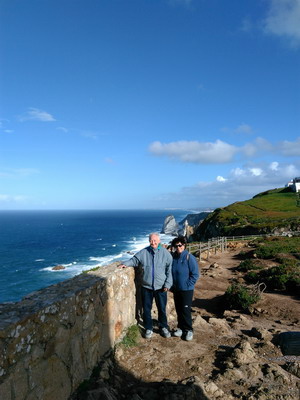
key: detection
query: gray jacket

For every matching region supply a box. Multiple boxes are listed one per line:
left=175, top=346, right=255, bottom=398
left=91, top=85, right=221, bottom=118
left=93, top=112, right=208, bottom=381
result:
left=124, top=245, right=173, bottom=290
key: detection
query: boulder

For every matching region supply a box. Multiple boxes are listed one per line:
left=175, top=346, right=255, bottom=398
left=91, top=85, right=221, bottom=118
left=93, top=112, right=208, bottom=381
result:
left=52, top=265, right=66, bottom=270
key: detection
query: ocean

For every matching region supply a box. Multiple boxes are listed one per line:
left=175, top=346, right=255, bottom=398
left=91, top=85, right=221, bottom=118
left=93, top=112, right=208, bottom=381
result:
left=0, top=209, right=189, bottom=303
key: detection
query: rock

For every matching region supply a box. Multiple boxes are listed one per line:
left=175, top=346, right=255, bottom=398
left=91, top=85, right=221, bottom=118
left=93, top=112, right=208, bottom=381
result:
left=208, top=317, right=231, bottom=335
left=52, top=265, right=66, bottom=270
left=161, top=215, right=179, bottom=236
left=227, top=340, right=258, bottom=367
left=284, top=361, right=300, bottom=378
left=249, top=327, right=273, bottom=341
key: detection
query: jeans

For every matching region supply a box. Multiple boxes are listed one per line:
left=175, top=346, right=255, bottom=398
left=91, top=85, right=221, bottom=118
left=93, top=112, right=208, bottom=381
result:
left=173, top=290, right=194, bottom=332
left=141, top=287, right=168, bottom=330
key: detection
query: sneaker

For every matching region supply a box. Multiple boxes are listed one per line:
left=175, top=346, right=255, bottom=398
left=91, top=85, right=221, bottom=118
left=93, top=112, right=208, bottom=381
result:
left=161, top=327, right=171, bottom=338
left=185, top=331, right=193, bottom=341
left=173, top=328, right=183, bottom=337
left=145, top=329, right=153, bottom=339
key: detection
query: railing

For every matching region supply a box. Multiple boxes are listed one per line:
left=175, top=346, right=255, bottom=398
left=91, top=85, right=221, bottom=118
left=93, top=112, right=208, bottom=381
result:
left=187, top=231, right=299, bottom=261
left=187, top=237, right=227, bottom=262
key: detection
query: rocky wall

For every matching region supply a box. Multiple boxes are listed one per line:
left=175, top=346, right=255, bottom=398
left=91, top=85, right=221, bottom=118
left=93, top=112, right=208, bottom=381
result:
left=0, top=263, right=137, bottom=400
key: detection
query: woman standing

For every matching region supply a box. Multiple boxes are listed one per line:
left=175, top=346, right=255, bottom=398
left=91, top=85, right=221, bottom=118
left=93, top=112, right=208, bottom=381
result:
left=171, top=236, right=200, bottom=341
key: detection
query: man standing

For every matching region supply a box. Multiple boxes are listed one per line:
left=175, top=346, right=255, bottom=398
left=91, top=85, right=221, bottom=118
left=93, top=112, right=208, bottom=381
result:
left=119, top=232, right=173, bottom=339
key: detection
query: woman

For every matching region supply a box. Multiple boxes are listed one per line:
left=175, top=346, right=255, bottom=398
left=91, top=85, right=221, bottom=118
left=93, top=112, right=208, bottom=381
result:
left=171, top=236, right=200, bottom=341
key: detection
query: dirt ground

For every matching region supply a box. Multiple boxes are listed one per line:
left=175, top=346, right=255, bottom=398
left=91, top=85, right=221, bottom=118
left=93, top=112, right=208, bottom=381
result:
left=113, top=244, right=300, bottom=397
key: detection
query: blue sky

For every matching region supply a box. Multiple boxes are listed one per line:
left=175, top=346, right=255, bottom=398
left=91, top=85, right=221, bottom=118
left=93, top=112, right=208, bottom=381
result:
left=0, top=0, right=299, bottom=210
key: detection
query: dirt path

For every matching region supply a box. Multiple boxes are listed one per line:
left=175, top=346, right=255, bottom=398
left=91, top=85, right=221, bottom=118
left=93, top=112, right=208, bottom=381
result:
left=113, top=245, right=300, bottom=398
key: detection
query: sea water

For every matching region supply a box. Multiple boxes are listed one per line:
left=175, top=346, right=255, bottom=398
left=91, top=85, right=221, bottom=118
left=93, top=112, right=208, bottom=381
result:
left=0, top=209, right=189, bottom=303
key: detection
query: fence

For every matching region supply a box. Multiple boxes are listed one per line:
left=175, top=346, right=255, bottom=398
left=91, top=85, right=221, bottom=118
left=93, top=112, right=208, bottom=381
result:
left=186, top=231, right=299, bottom=261
left=187, top=237, right=227, bottom=262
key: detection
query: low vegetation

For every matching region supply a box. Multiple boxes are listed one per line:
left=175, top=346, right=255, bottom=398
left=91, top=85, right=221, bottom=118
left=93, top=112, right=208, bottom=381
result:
left=196, top=187, right=300, bottom=239
left=224, top=283, right=261, bottom=311
left=224, top=236, right=299, bottom=309
left=118, top=324, right=141, bottom=348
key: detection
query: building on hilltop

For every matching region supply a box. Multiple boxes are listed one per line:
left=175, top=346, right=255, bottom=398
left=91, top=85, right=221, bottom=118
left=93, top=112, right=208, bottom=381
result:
left=286, top=177, right=300, bottom=192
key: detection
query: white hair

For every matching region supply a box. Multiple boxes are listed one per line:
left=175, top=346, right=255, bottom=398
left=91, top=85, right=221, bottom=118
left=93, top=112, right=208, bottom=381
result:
left=149, top=232, right=160, bottom=240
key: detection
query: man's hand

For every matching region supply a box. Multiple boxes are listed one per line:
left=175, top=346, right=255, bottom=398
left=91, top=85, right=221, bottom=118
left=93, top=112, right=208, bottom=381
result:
left=118, top=264, right=127, bottom=269
left=163, top=287, right=169, bottom=292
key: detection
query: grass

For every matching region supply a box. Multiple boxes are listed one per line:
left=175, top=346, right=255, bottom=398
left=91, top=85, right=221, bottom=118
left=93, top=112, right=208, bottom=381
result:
left=118, top=324, right=141, bottom=348
left=197, top=187, right=300, bottom=238
left=81, top=266, right=101, bottom=274
left=254, top=236, right=300, bottom=259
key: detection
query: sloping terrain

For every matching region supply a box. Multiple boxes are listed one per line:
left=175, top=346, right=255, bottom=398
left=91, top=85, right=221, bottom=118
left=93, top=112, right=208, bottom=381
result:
left=72, top=242, right=300, bottom=400
left=195, top=188, right=300, bottom=239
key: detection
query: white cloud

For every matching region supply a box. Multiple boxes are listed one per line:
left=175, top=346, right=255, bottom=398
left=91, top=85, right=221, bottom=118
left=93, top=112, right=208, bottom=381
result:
left=263, top=0, right=300, bottom=47
left=270, top=161, right=279, bottom=171
left=57, top=127, right=68, bottom=133
left=149, top=140, right=238, bottom=164
left=234, top=123, right=254, bottom=134
left=152, top=161, right=300, bottom=208
left=81, top=131, right=98, bottom=140
left=18, top=108, right=56, bottom=122
left=249, top=168, right=263, bottom=176
left=278, top=137, right=300, bottom=156
left=0, top=194, right=28, bottom=203
left=232, top=167, right=245, bottom=177
left=216, top=176, right=227, bottom=182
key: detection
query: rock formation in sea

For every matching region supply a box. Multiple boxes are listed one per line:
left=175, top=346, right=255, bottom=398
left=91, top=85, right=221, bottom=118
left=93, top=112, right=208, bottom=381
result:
left=161, top=215, right=179, bottom=236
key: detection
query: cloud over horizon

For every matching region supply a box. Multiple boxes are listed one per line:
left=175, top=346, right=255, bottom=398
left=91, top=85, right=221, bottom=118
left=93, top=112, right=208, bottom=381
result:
left=152, top=160, right=300, bottom=208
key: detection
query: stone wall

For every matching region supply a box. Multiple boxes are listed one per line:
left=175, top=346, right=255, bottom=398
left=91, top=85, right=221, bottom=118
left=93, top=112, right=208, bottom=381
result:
left=0, top=263, right=137, bottom=400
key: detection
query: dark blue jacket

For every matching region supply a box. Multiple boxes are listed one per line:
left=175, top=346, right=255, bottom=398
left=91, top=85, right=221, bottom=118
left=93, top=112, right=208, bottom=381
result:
left=172, top=250, right=199, bottom=291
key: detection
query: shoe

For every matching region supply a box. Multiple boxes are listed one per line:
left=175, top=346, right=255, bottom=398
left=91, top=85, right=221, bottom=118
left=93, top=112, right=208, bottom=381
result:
left=173, top=328, right=183, bottom=337
left=145, top=329, right=153, bottom=339
left=185, top=331, right=193, bottom=341
left=161, top=327, right=171, bottom=338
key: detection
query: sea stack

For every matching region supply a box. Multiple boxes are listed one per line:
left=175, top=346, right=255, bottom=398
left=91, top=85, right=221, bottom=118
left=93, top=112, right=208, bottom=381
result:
left=161, top=215, right=179, bottom=236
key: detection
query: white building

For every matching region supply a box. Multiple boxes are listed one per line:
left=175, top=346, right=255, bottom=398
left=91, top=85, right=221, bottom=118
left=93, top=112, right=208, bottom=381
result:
left=286, top=177, right=300, bottom=192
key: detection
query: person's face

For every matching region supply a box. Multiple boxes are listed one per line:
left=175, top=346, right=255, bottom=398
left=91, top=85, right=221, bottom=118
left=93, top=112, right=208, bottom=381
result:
left=174, top=242, right=185, bottom=254
left=149, top=235, right=160, bottom=249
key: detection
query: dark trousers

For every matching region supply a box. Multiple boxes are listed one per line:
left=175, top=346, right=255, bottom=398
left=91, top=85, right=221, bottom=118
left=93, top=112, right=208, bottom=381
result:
left=141, top=287, right=168, bottom=331
left=173, top=290, right=194, bottom=332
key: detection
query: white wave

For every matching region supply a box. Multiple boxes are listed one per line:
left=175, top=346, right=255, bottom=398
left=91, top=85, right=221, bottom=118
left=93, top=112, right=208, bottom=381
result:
left=35, top=259, right=45, bottom=262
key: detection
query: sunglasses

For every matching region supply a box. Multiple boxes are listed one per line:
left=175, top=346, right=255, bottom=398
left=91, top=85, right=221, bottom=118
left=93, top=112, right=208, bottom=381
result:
left=174, top=244, right=183, bottom=248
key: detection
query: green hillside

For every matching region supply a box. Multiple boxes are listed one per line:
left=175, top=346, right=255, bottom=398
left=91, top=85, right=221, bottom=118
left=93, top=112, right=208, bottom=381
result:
left=195, top=188, right=300, bottom=239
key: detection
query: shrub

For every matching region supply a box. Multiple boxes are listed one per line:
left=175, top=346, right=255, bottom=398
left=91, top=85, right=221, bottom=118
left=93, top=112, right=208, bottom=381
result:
left=245, top=260, right=300, bottom=293
left=224, top=283, right=260, bottom=311
left=236, top=259, right=263, bottom=272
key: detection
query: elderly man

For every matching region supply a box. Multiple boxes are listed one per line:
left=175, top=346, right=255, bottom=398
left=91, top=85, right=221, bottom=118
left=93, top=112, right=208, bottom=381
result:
left=119, top=232, right=173, bottom=339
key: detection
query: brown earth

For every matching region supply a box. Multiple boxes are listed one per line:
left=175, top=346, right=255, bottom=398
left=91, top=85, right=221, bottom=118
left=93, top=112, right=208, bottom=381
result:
left=73, top=244, right=300, bottom=400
